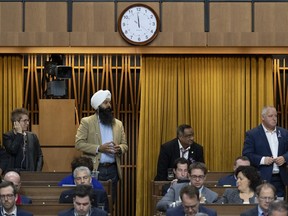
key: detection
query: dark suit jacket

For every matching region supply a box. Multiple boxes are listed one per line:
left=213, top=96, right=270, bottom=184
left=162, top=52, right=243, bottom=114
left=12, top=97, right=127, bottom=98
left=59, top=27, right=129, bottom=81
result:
left=3, top=131, right=43, bottom=171
left=166, top=204, right=217, bottom=216
left=155, top=138, right=204, bottom=181
left=242, top=125, right=288, bottom=185
left=59, top=188, right=109, bottom=212
left=217, top=174, right=236, bottom=186
left=0, top=146, right=8, bottom=173
left=240, top=206, right=259, bottom=216
left=58, top=207, right=107, bottom=216
left=0, top=207, right=33, bottom=216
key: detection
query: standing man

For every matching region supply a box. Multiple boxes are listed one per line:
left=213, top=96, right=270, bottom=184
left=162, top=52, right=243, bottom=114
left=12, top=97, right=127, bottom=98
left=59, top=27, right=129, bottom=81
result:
left=243, top=106, right=288, bottom=198
left=240, top=183, right=276, bottom=216
left=2, top=108, right=43, bottom=172
left=155, top=124, right=204, bottom=181
left=0, top=181, right=33, bottom=216
left=75, top=89, right=128, bottom=203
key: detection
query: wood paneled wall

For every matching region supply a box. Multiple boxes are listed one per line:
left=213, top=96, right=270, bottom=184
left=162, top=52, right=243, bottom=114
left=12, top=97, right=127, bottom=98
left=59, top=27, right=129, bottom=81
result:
left=1, top=1, right=288, bottom=47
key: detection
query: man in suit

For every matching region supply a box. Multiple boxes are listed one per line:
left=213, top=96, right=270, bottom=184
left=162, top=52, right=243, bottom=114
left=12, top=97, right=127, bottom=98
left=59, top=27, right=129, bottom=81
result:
left=268, top=200, right=288, bottom=216
left=156, top=162, right=218, bottom=212
left=4, top=171, right=32, bottom=204
left=166, top=185, right=217, bottom=216
left=75, top=89, right=128, bottom=203
left=217, top=156, right=250, bottom=186
left=59, top=166, right=109, bottom=212
left=162, top=157, right=189, bottom=195
left=0, top=181, right=33, bottom=216
left=243, top=105, right=288, bottom=198
left=241, top=183, right=276, bottom=216
left=155, top=124, right=204, bottom=181
left=2, top=108, right=43, bottom=172
left=58, top=184, right=107, bottom=216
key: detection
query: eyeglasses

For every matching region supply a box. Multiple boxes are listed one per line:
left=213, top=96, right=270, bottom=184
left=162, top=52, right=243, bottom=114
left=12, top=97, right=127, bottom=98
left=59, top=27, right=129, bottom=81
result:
left=258, top=197, right=275, bottom=202
left=75, top=176, right=90, bottom=181
left=20, top=119, right=30, bottom=123
left=0, top=194, right=14, bottom=200
left=191, top=175, right=205, bottom=180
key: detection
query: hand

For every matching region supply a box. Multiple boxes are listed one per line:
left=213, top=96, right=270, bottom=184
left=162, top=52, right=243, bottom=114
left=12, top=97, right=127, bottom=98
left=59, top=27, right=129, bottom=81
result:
left=137, top=14, right=140, bottom=28
left=170, top=179, right=178, bottom=187
left=99, top=142, right=116, bottom=154
left=274, top=156, right=286, bottom=166
left=13, top=121, right=23, bottom=134
left=113, top=143, right=122, bottom=154
left=264, top=156, right=274, bottom=165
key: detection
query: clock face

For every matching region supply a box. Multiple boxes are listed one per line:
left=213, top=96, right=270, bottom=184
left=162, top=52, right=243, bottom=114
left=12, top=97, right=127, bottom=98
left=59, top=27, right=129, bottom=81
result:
left=118, top=4, right=159, bottom=45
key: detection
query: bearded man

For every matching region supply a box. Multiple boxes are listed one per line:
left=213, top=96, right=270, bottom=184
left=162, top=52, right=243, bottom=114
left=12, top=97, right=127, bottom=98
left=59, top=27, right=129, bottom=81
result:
left=75, top=89, right=128, bottom=203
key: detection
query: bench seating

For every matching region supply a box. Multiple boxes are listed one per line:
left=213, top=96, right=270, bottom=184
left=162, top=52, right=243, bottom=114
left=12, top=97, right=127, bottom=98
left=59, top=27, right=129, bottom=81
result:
left=21, top=172, right=70, bottom=186
left=152, top=195, right=257, bottom=216
left=20, top=203, right=73, bottom=216
left=19, top=182, right=113, bottom=215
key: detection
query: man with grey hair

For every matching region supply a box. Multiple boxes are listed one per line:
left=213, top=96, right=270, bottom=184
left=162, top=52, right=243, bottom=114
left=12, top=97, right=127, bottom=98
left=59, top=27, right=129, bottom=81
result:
left=59, top=166, right=109, bottom=213
left=268, top=200, right=288, bottom=216
left=75, top=89, right=128, bottom=203
left=243, top=105, right=288, bottom=198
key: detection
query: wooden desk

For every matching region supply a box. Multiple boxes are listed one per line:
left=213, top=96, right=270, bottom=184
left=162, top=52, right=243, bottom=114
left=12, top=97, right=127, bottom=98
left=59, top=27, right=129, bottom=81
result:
left=20, top=203, right=73, bottom=216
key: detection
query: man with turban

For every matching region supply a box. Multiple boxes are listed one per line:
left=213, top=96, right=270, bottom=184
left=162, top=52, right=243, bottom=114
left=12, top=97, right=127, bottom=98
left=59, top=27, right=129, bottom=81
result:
left=75, top=89, right=128, bottom=203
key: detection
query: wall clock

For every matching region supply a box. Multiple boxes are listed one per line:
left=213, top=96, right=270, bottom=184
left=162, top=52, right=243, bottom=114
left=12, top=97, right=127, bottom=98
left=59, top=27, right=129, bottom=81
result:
left=118, top=4, right=160, bottom=46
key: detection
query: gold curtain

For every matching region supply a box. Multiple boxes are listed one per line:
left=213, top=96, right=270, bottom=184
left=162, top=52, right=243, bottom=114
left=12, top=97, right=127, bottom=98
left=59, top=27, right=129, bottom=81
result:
left=0, top=55, right=23, bottom=145
left=136, top=55, right=273, bottom=216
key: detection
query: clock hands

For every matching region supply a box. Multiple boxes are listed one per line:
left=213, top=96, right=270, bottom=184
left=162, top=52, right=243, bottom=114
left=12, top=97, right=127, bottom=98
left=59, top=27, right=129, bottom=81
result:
left=137, top=14, right=140, bottom=28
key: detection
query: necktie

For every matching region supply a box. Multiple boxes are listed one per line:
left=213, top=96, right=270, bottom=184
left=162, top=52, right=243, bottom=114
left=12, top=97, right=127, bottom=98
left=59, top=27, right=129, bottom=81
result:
left=262, top=212, right=268, bottom=216
left=181, top=148, right=189, bottom=158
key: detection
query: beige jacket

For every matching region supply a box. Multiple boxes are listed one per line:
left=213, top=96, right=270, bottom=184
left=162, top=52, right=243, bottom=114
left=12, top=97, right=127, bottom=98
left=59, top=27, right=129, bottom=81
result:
left=75, top=114, right=128, bottom=179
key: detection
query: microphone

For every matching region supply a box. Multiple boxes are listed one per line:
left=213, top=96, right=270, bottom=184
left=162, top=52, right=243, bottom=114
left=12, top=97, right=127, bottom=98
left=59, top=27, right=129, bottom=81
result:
left=23, top=132, right=27, bottom=152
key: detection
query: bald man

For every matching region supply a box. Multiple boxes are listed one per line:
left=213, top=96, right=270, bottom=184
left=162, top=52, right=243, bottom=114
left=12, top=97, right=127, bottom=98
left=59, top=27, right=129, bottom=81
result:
left=4, top=171, right=32, bottom=204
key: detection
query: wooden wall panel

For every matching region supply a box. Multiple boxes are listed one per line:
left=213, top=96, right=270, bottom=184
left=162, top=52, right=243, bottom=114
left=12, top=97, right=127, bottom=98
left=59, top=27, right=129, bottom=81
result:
left=255, top=3, right=288, bottom=32
left=72, top=2, right=114, bottom=32
left=162, top=3, right=204, bottom=32
left=210, top=3, right=251, bottom=32
left=42, top=147, right=82, bottom=172
left=0, top=3, right=22, bottom=32
left=25, top=2, right=67, bottom=32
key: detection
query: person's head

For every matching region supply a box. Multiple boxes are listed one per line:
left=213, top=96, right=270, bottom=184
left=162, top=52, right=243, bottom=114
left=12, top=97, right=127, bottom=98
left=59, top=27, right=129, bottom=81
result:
left=91, top=89, right=114, bottom=125
left=73, top=166, right=92, bottom=186
left=177, top=124, right=194, bottom=148
left=233, top=156, right=250, bottom=171
left=71, top=157, right=94, bottom=173
left=173, top=158, right=189, bottom=180
left=268, top=200, right=288, bottom=216
left=3, top=171, right=21, bottom=192
left=0, top=181, right=18, bottom=213
left=188, top=162, right=207, bottom=189
left=235, top=165, right=262, bottom=192
left=11, top=108, right=30, bottom=131
left=261, top=106, right=277, bottom=131
left=179, top=185, right=200, bottom=216
left=256, top=183, right=277, bottom=213
left=73, top=184, right=93, bottom=216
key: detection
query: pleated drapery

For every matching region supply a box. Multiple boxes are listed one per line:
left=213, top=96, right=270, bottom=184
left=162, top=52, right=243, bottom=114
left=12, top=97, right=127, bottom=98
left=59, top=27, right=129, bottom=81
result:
left=0, top=55, right=23, bottom=144
left=136, top=55, right=273, bottom=216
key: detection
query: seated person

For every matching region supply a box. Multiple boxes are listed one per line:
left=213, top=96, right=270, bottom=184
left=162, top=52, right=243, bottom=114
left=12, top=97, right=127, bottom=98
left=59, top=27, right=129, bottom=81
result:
left=156, top=162, right=218, bottom=212
left=59, top=166, right=109, bottom=212
left=268, top=200, right=288, bottom=216
left=4, top=170, right=32, bottom=204
left=0, top=181, right=33, bottom=216
left=240, top=183, right=276, bottom=216
left=217, top=165, right=262, bottom=204
left=58, top=184, right=107, bottom=216
left=217, top=156, right=250, bottom=186
left=162, top=157, right=189, bottom=196
left=166, top=185, right=217, bottom=216
left=58, top=156, right=103, bottom=190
